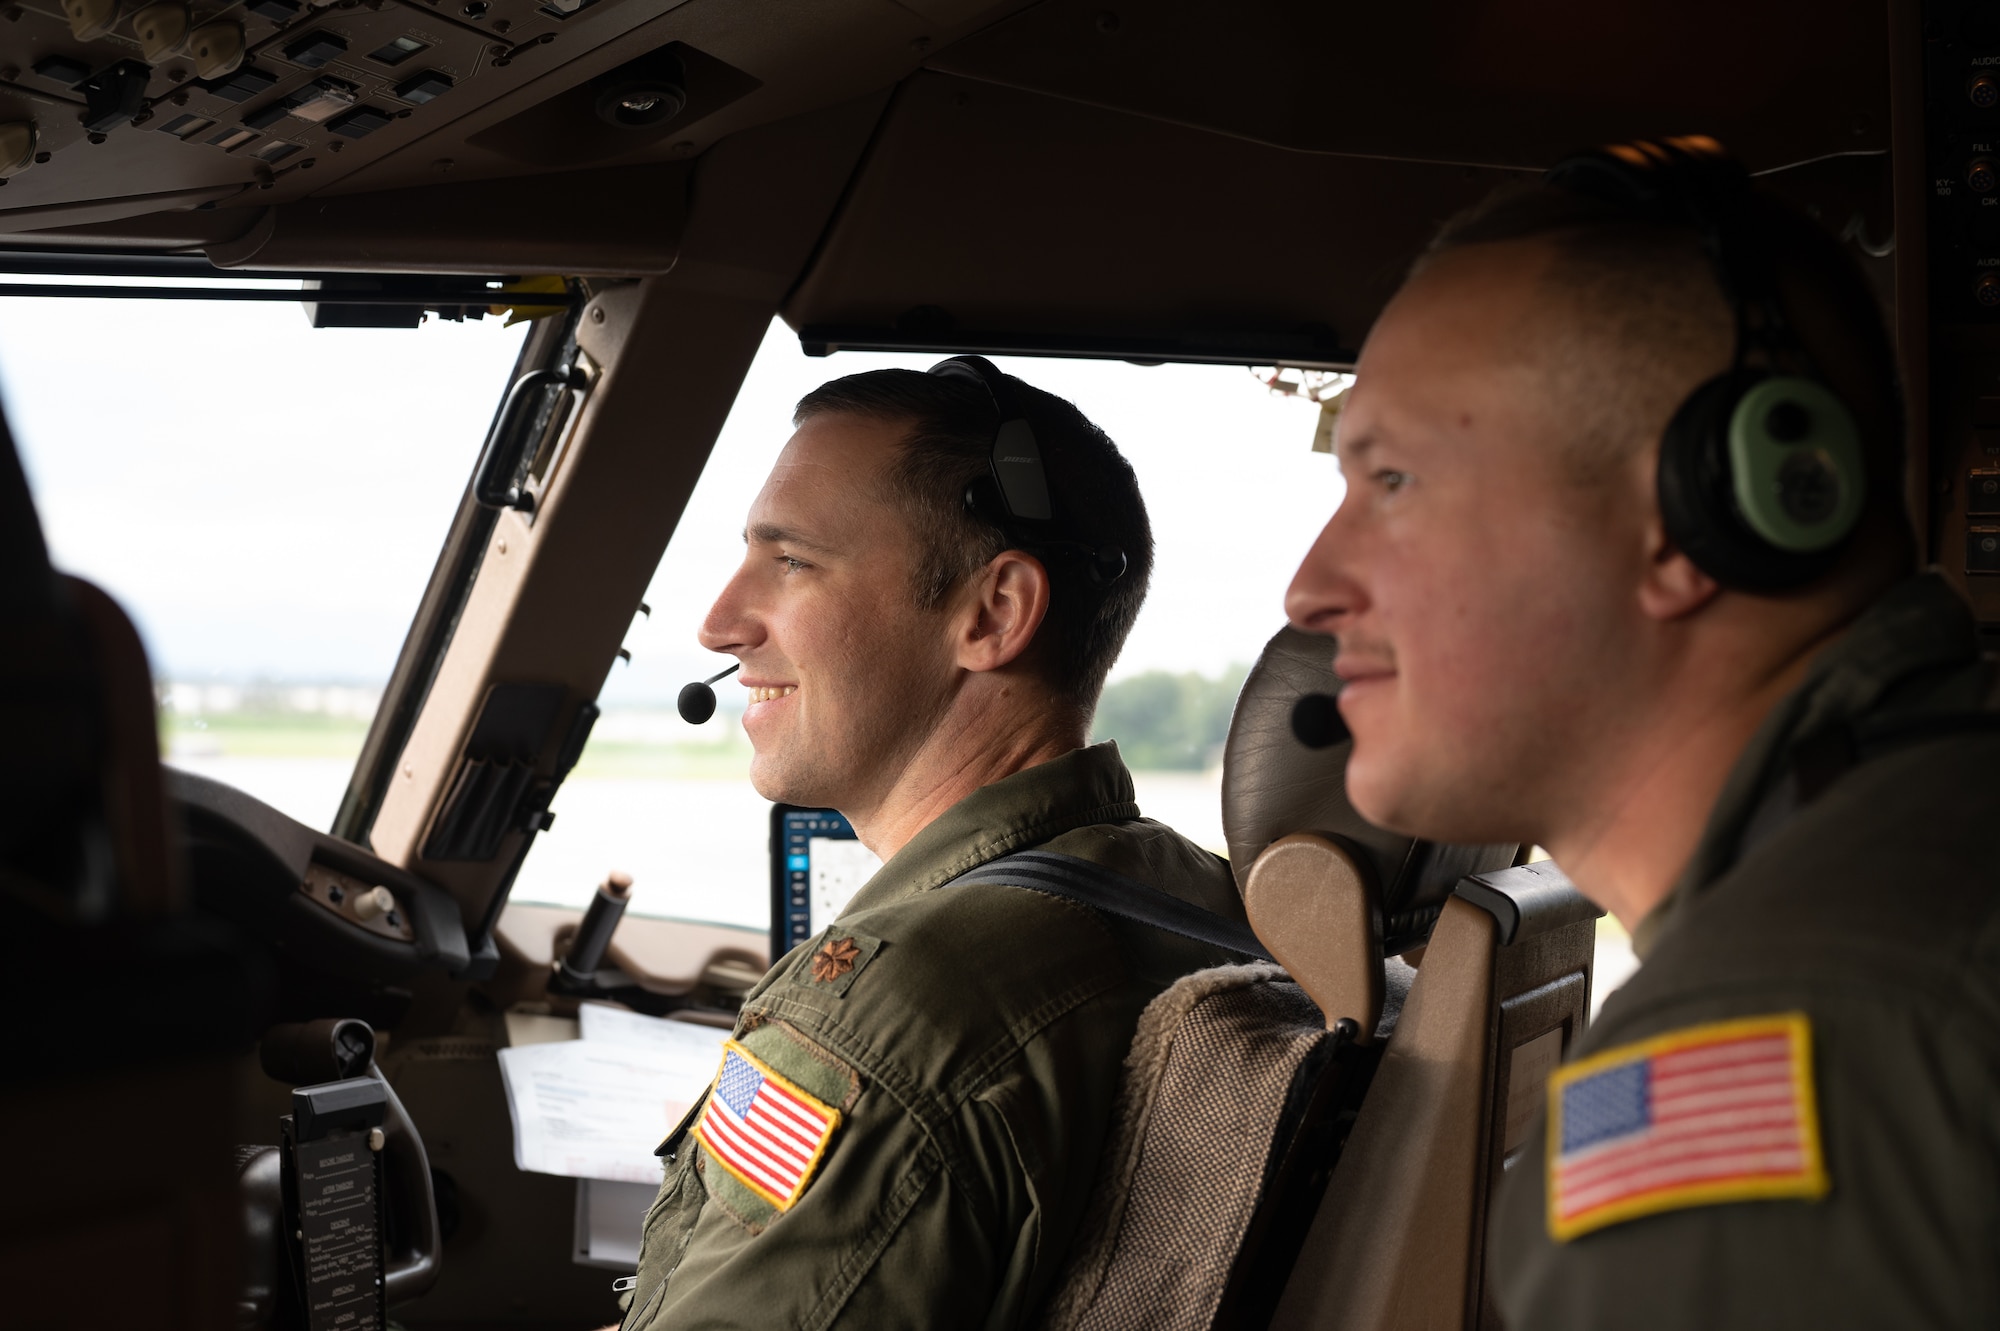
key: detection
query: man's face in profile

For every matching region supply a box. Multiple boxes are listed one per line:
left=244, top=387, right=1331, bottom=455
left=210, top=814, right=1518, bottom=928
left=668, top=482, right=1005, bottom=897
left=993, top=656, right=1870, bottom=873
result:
left=700, top=412, right=957, bottom=814
left=1285, top=243, right=1654, bottom=844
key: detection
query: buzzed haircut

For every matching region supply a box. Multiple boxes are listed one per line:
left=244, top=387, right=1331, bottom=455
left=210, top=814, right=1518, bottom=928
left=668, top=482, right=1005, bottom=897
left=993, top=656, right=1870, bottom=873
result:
left=1418, top=183, right=1912, bottom=558
left=793, top=368, right=1154, bottom=712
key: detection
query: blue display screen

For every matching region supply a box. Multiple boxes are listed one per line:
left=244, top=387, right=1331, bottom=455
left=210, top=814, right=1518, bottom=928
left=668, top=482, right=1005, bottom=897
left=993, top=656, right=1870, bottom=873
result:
left=769, top=805, right=866, bottom=962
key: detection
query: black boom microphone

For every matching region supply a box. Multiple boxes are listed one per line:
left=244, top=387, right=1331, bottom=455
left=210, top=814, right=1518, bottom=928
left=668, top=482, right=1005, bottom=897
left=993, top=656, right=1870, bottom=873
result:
left=677, top=662, right=740, bottom=724
left=1290, top=692, right=1350, bottom=749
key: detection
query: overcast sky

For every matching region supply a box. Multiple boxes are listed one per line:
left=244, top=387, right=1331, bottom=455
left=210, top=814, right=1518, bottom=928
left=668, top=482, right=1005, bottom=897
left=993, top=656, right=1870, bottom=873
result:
left=6, top=297, right=1346, bottom=701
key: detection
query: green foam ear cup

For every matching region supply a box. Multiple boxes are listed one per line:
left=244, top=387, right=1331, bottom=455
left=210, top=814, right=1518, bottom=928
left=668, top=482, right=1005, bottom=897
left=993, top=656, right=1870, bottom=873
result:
left=1725, top=376, right=1865, bottom=553
left=1657, top=370, right=1862, bottom=592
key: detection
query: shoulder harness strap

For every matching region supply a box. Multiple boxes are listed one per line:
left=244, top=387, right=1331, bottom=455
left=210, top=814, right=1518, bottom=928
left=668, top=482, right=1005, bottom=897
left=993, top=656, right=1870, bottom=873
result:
left=943, top=849, right=1273, bottom=962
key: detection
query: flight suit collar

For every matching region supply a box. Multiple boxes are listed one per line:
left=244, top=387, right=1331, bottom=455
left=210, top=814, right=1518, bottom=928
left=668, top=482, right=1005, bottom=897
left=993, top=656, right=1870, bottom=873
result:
left=1632, top=573, right=1982, bottom=959
left=837, top=740, right=1142, bottom=916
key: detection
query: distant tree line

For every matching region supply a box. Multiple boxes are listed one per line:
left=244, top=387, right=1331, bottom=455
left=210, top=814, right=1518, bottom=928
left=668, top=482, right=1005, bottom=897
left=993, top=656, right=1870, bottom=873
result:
left=1090, top=664, right=1251, bottom=771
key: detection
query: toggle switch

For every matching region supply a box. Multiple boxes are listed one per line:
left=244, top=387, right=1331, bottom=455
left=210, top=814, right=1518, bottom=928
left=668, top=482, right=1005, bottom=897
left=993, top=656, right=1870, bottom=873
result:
left=131, top=3, right=189, bottom=62
left=189, top=20, right=245, bottom=79
left=353, top=885, right=397, bottom=920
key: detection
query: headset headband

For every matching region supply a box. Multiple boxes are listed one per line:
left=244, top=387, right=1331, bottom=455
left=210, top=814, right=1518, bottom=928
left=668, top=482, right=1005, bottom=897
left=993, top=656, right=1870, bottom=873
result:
left=927, top=354, right=1128, bottom=588
left=929, top=354, right=1055, bottom=524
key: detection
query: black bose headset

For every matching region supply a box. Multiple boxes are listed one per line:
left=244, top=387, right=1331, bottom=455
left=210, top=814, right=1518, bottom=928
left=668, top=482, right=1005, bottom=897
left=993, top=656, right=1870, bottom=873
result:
left=927, top=354, right=1129, bottom=587
left=1545, top=135, right=1869, bottom=592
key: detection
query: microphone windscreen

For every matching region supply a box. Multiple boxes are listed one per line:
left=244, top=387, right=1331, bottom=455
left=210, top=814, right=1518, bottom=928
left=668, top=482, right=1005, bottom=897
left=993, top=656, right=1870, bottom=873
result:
left=677, top=680, right=718, bottom=725
left=1290, top=692, right=1349, bottom=749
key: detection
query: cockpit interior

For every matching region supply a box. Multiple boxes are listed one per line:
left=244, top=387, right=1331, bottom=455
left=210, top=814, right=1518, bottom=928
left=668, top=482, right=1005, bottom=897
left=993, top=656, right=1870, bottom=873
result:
left=4, top=1, right=1994, bottom=1328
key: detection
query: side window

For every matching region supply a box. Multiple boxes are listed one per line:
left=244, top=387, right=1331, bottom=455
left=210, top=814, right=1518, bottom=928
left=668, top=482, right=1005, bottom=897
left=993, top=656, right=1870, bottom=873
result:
left=3, top=291, right=529, bottom=830
left=505, top=319, right=1343, bottom=928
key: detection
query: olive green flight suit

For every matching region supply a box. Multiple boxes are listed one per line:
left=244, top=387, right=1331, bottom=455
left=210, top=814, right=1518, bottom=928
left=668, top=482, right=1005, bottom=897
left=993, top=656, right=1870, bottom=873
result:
left=1493, top=574, right=2000, bottom=1328
left=621, top=742, right=1242, bottom=1331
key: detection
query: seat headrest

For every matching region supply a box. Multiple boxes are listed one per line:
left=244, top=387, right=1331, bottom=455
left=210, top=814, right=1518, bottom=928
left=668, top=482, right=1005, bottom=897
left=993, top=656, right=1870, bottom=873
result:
left=0, top=410, right=57, bottom=617
left=0, top=408, right=175, bottom=921
left=1221, top=626, right=1518, bottom=954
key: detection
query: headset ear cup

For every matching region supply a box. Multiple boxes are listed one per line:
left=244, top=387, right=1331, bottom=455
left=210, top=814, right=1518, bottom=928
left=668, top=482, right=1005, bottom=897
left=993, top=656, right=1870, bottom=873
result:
left=1657, top=371, right=1843, bottom=593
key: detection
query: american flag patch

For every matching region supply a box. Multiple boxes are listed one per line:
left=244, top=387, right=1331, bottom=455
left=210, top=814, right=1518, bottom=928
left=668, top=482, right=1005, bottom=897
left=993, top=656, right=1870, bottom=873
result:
left=1547, top=1012, right=1829, bottom=1241
left=694, top=1040, right=842, bottom=1211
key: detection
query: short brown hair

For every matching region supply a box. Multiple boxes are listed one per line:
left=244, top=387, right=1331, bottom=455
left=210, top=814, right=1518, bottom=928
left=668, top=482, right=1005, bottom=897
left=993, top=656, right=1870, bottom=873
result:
left=1420, top=181, right=1912, bottom=564
left=794, top=368, right=1153, bottom=711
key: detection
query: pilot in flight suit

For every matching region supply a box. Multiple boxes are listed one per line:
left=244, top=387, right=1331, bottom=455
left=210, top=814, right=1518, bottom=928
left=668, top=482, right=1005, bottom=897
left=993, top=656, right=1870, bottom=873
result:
left=1492, top=573, right=2000, bottom=1328
left=616, top=355, right=1248, bottom=1331
left=619, top=742, right=1242, bottom=1330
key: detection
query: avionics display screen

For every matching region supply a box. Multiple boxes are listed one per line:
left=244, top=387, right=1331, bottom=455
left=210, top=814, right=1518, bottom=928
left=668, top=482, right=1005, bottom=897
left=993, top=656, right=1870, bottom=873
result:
left=769, top=805, right=882, bottom=963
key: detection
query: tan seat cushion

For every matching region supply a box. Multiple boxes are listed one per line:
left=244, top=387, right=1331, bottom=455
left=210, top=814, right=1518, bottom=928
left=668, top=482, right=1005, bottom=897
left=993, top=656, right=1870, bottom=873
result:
left=1035, top=964, right=1334, bottom=1331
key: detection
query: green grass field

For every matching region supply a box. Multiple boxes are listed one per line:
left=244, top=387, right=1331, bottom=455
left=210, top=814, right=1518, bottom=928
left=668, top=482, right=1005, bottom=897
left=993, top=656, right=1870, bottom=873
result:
left=163, top=709, right=757, bottom=779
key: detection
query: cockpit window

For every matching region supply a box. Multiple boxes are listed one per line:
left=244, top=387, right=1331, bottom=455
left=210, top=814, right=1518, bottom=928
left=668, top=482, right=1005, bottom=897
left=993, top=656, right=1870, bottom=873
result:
left=3, top=286, right=528, bottom=831
left=506, top=318, right=1344, bottom=929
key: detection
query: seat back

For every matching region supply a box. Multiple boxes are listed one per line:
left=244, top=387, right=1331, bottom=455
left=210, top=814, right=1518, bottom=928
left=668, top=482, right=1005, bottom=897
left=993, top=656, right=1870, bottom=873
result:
left=1036, top=964, right=1336, bottom=1331
left=1036, top=626, right=1562, bottom=1329
left=1225, top=626, right=1602, bottom=1331
left=0, top=410, right=258, bottom=1329
left=1266, top=862, right=1598, bottom=1331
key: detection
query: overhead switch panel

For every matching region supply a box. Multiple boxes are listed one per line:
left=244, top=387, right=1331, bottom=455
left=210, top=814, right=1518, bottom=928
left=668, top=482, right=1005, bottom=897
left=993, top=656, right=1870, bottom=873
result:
left=190, top=21, right=247, bottom=79
left=368, top=36, right=429, bottom=66
left=132, top=3, right=191, bottom=63
left=205, top=65, right=279, bottom=103
left=393, top=70, right=453, bottom=104
left=284, top=31, right=349, bottom=69
left=78, top=61, right=152, bottom=133
left=241, top=96, right=300, bottom=130
left=289, top=80, right=358, bottom=123
left=0, top=123, right=37, bottom=176
left=60, top=0, right=119, bottom=40
left=31, top=54, right=91, bottom=86
left=327, top=106, right=393, bottom=138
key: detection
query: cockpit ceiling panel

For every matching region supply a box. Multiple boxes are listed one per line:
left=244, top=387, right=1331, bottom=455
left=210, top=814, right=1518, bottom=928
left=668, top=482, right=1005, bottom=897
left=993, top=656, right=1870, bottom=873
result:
left=929, top=0, right=1890, bottom=173
left=0, top=0, right=1025, bottom=249
left=785, top=72, right=1519, bottom=369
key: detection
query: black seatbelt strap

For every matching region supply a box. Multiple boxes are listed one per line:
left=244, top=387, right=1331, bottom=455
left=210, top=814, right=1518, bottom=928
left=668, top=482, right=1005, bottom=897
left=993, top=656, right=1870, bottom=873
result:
left=944, top=849, right=1273, bottom=962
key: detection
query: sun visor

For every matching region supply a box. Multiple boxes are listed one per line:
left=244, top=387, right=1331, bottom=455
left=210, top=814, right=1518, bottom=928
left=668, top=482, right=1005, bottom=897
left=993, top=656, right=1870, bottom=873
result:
left=206, top=161, right=690, bottom=276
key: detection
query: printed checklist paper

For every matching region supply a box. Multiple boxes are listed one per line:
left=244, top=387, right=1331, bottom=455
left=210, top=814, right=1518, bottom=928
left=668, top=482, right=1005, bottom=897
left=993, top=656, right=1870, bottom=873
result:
left=497, top=1005, right=730, bottom=1183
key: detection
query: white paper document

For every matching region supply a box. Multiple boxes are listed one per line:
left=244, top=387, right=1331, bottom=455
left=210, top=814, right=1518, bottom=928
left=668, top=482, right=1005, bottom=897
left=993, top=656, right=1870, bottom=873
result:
left=497, top=1007, right=730, bottom=1183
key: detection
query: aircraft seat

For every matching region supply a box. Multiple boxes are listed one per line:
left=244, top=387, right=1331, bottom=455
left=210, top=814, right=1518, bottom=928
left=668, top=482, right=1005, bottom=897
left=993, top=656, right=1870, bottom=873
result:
left=1034, top=627, right=1599, bottom=1331
left=0, top=410, right=264, bottom=1328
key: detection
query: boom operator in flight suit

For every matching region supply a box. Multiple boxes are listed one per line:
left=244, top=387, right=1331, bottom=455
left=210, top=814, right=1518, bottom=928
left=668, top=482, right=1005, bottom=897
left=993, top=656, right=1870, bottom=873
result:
left=1285, top=137, right=1999, bottom=1328
left=616, top=360, right=1249, bottom=1329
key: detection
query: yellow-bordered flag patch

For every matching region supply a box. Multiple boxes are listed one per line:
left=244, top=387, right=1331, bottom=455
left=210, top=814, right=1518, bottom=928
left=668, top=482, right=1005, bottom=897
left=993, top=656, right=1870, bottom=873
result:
left=694, top=1039, right=841, bottom=1211
left=1547, top=1013, right=1828, bottom=1241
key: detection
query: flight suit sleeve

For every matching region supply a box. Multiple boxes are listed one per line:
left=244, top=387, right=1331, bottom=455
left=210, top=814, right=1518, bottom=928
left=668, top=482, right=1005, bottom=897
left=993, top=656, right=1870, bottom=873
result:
left=1489, top=986, right=2000, bottom=1330
left=619, top=1014, right=1050, bottom=1331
